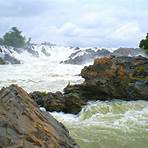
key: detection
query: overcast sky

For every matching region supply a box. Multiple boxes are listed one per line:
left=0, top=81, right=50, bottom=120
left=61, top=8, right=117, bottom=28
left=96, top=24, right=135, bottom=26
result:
left=0, top=0, right=148, bottom=47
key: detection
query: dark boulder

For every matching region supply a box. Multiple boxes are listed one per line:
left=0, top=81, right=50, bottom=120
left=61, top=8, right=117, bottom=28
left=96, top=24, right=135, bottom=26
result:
left=63, top=94, right=86, bottom=114
left=0, top=85, right=79, bottom=148
left=30, top=91, right=86, bottom=114
left=64, top=56, right=148, bottom=100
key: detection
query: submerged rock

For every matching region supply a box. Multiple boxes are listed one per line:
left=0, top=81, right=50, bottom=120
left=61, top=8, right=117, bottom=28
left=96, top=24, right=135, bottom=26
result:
left=0, top=85, right=79, bottom=148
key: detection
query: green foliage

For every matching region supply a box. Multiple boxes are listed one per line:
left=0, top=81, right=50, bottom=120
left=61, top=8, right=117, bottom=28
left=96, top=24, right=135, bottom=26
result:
left=2, top=27, right=26, bottom=48
left=139, top=33, right=148, bottom=54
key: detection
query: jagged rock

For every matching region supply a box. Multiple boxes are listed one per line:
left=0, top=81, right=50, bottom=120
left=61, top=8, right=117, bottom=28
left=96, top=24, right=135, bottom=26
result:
left=61, top=48, right=111, bottom=65
left=4, top=54, right=21, bottom=64
left=0, top=85, right=79, bottom=148
left=0, top=54, right=20, bottom=64
left=24, top=47, right=39, bottom=57
left=64, top=56, right=148, bottom=100
left=41, top=47, right=51, bottom=56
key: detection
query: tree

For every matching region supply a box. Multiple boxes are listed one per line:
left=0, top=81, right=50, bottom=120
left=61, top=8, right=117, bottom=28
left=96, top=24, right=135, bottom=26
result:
left=3, top=27, right=26, bottom=48
left=139, top=33, right=148, bottom=54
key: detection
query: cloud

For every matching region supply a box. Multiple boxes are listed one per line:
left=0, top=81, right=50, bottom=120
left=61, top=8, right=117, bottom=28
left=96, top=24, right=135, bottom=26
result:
left=0, top=0, right=148, bottom=47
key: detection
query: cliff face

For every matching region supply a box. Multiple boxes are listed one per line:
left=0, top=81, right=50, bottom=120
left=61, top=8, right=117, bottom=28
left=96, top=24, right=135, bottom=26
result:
left=0, top=85, right=79, bottom=148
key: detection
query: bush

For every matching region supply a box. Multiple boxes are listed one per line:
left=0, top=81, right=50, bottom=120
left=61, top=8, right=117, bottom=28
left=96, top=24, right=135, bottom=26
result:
left=139, top=33, right=148, bottom=54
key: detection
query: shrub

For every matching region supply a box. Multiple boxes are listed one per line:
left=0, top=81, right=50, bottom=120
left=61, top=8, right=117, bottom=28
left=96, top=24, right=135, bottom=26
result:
left=139, top=33, right=148, bottom=54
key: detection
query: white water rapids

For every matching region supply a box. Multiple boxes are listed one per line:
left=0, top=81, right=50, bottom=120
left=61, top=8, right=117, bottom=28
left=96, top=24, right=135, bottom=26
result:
left=0, top=45, right=148, bottom=148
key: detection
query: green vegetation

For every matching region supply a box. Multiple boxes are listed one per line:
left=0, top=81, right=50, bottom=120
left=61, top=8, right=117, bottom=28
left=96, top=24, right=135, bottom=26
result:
left=0, top=27, right=29, bottom=48
left=139, top=33, right=148, bottom=54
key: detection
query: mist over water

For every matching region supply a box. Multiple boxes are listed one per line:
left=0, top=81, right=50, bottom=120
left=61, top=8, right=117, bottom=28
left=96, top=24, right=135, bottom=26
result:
left=0, top=46, right=148, bottom=148
left=0, top=46, right=84, bottom=92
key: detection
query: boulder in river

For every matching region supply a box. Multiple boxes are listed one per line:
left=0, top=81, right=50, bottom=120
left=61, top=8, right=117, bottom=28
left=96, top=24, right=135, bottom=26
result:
left=64, top=56, right=148, bottom=100
left=30, top=91, right=86, bottom=114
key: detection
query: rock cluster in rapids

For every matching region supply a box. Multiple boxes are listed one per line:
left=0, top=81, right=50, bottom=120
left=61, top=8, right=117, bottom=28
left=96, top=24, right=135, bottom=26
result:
left=0, top=84, right=79, bottom=148
left=61, top=48, right=145, bottom=65
left=30, top=56, right=148, bottom=114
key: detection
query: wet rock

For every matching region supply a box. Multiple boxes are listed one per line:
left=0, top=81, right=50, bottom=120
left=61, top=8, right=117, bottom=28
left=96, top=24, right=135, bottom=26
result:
left=41, top=47, right=51, bottom=56
left=4, top=54, right=21, bottom=64
left=65, top=56, right=148, bottom=100
left=0, top=85, right=79, bottom=148
left=24, top=47, right=39, bottom=57
left=62, top=48, right=111, bottom=65
left=0, top=57, right=6, bottom=64
left=63, top=94, right=86, bottom=114
left=30, top=91, right=86, bottom=114
left=0, top=54, right=20, bottom=64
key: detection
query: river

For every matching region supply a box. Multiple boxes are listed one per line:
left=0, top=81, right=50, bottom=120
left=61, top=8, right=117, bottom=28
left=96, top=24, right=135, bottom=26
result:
left=0, top=48, right=148, bottom=148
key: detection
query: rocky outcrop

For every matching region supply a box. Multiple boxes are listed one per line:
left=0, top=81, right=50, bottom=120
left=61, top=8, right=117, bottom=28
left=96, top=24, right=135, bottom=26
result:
left=30, top=91, right=86, bottom=114
left=31, top=56, right=148, bottom=114
left=112, top=48, right=145, bottom=57
left=61, top=48, right=111, bottom=65
left=3, top=54, right=21, bottom=64
left=0, top=46, right=21, bottom=64
left=64, top=56, right=148, bottom=100
left=0, top=85, right=79, bottom=148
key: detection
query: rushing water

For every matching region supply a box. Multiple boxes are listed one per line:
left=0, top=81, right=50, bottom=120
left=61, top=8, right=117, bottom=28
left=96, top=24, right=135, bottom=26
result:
left=0, top=47, right=148, bottom=148
left=51, top=100, right=148, bottom=148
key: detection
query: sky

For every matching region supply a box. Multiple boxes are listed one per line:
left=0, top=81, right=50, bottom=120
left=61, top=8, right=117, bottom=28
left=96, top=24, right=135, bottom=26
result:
left=0, top=0, right=148, bottom=47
